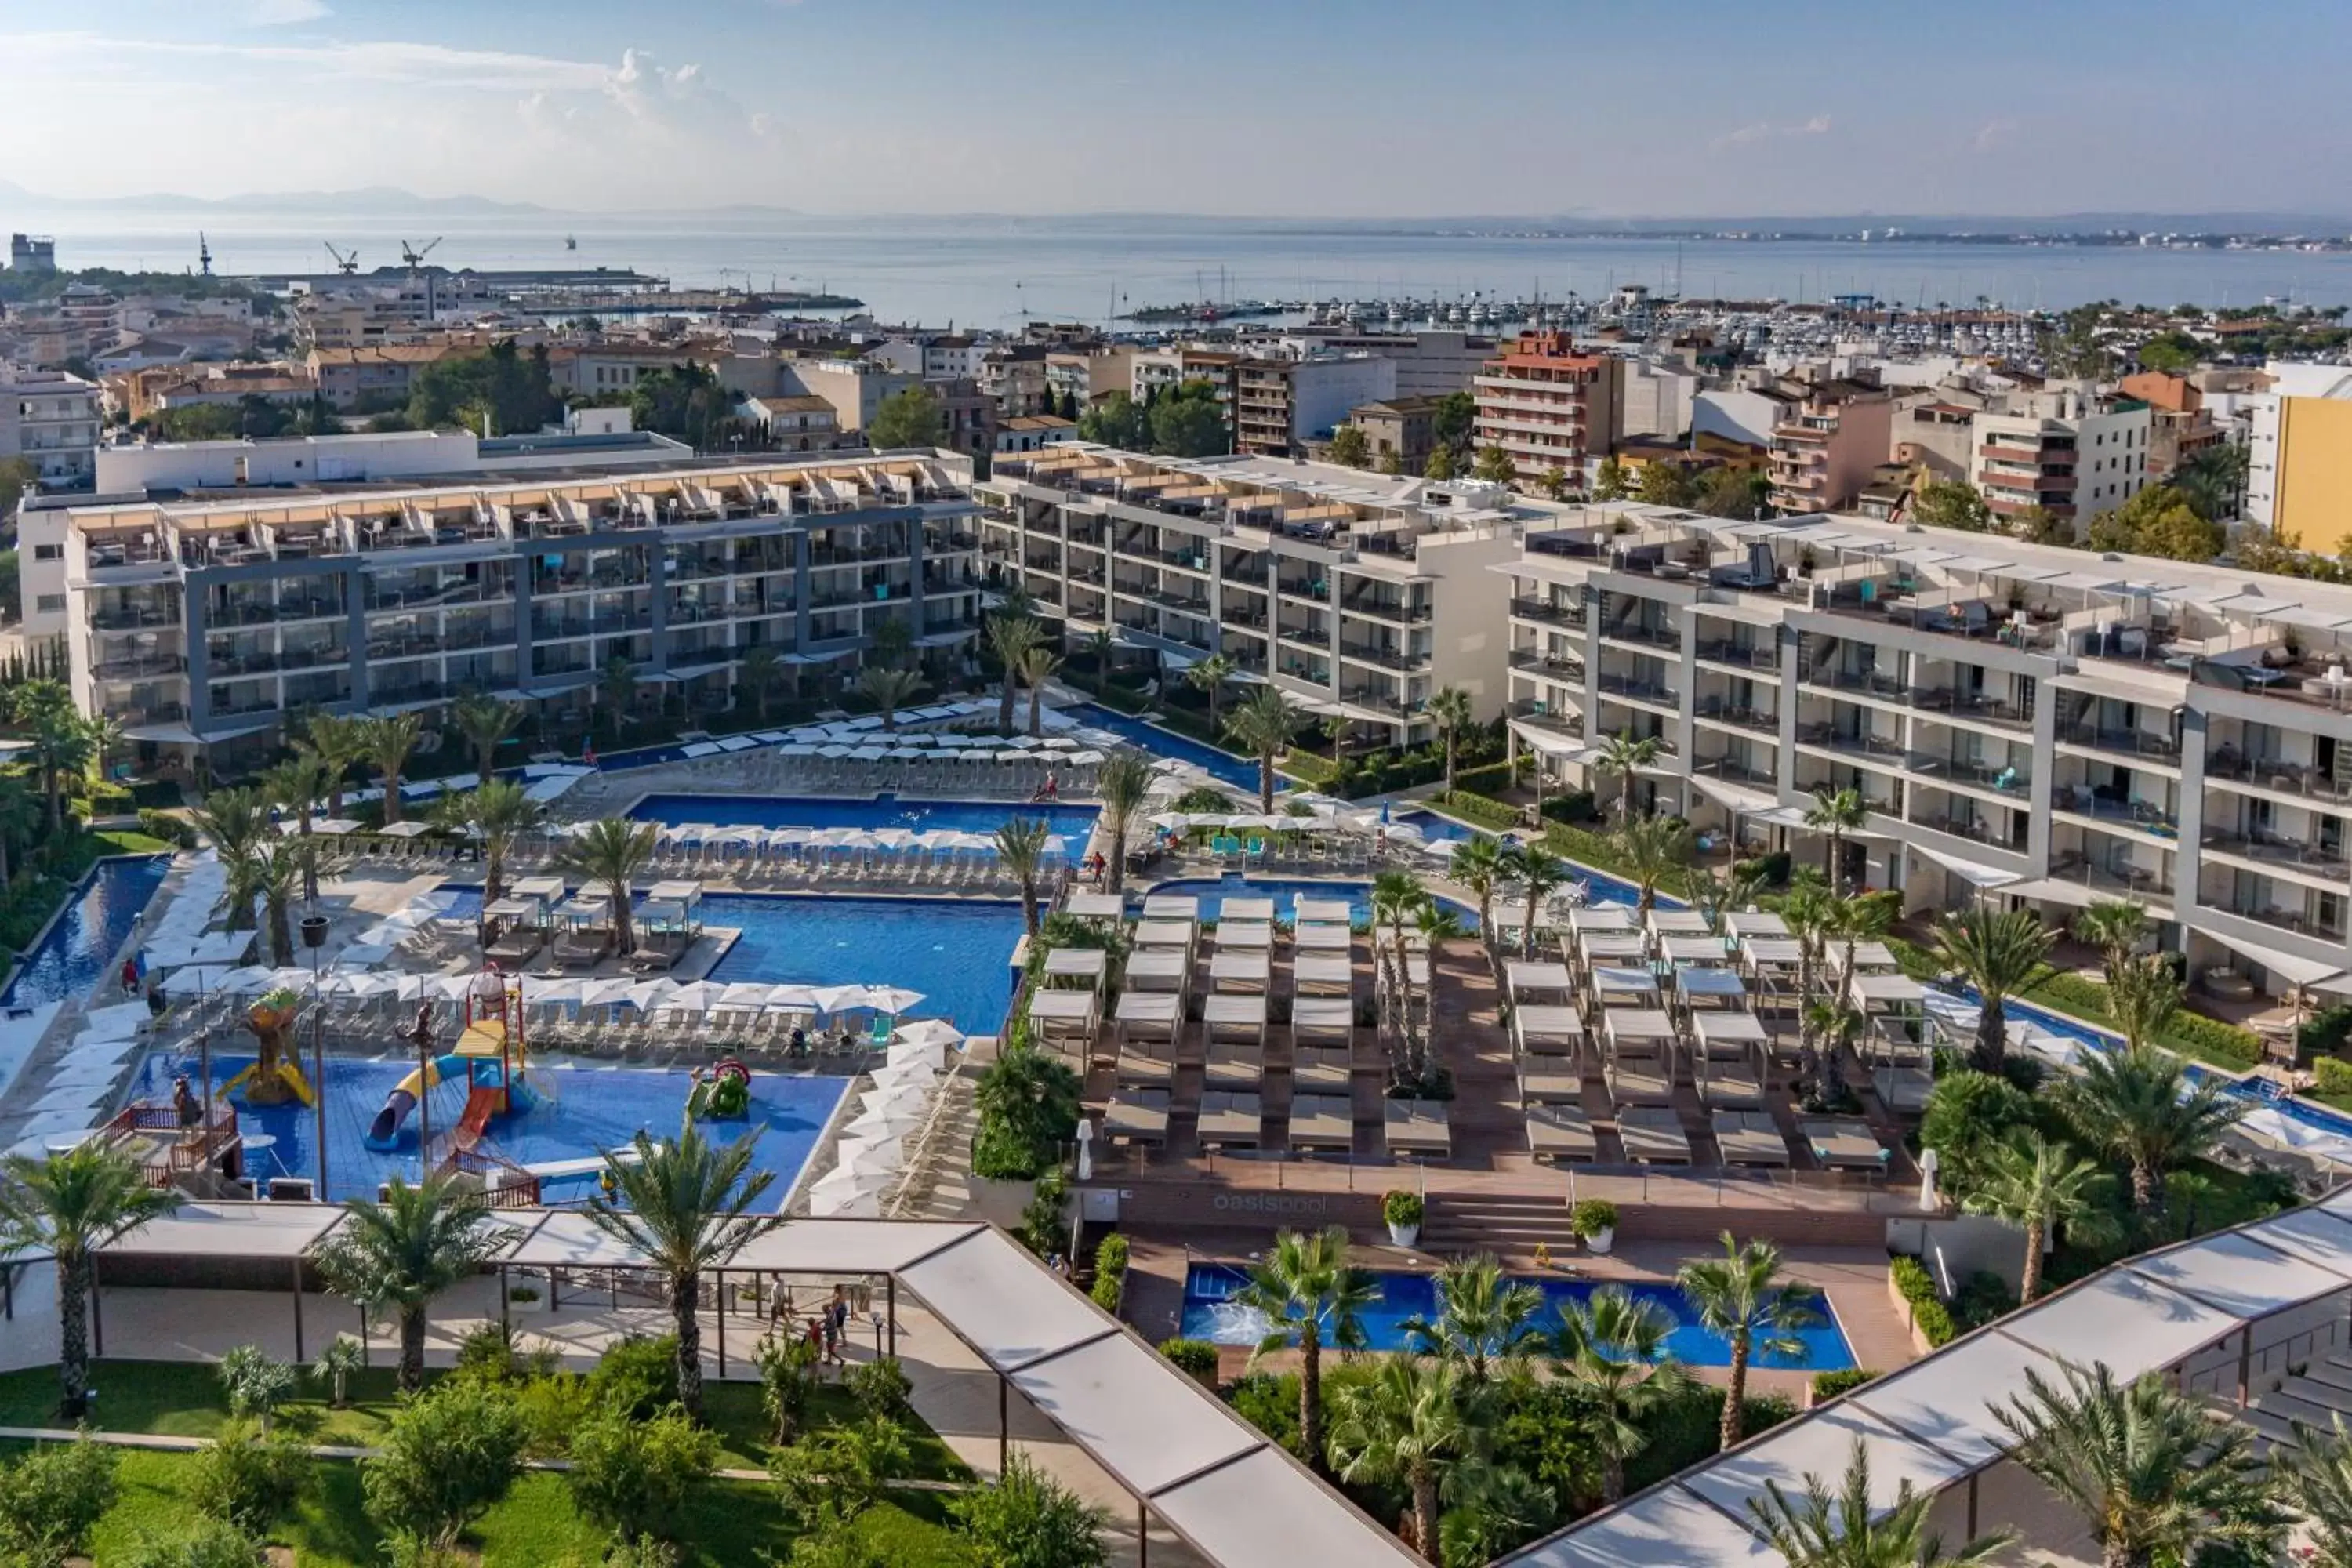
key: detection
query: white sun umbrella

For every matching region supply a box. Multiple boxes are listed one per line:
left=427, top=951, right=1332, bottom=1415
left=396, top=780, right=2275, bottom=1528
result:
left=844, top=1100, right=926, bottom=1139
left=832, top=1138, right=903, bottom=1177
left=624, top=978, right=680, bottom=1011
left=663, top=979, right=730, bottom=1011
left=407, top=887, right=463, bottom=915
left=718, top=981, right=780, bottom=1009
left=867, top=1059, right=938, bottom=1092
left=217, top=965, right=279, bottom=994
left=860, top=985, right=926, bottom=1015
left=808, top=1174, right=887, bottom=1218
left=884, top=1040, right=949, bottom=1073
left=576, top=975, right=640, bottom=1007
left=763, top=984, right=819, bottom=1012
left=808, top=983, right=875, bottom=1017
left=861, top=1078, right=931, bottom=1114
left=161, top=964, right=232, bottom=1000
left=891, top=1018, right=963, bottom=1048
left=530, top=977, right=587, bottom=1006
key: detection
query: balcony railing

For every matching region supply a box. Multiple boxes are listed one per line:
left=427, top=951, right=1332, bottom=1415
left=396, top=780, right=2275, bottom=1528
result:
left=1795, top=724, right=1907, bottom=764
left=1595, top=673, right=1678, bottom=707
left=1911, top=812, right=2025, bottom=851
left=1694, top=701, right=1777, bottom=735
left=2205, top=752, right=2352, bottom=804
left=1599, top=620, right=1678, bottom=652
left=1509, top=597, right=1584, bottom=630
left=1338, top=644, right=1426, bottom=673
left=2056, top=724, right=2181, bottom=763
left=2201, top=831, right=2351, bottom=876
left=2049, top=853, right=2173, bottom=898
left=1694, top=639, right=1778, bottom=671
left=2053, top=789, right=2180, bottom=836
left=1508, top=650, right=1584, bottom=681
left=1908, top=690, right=2033, bottom=730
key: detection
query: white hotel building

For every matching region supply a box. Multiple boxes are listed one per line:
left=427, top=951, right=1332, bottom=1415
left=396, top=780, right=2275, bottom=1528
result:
left=1503, top=500, right=2352, bottom=1000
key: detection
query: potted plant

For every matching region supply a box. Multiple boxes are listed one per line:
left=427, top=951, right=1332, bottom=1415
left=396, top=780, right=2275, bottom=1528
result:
left=1571, top=1199, right=1619, bottom=1255
left=1382, top=1189, right=1425, bottom=1247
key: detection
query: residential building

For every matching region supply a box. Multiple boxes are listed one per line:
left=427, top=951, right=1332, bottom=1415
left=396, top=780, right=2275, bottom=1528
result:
left=1279, top=330, right=1495, bottom=398
left=0, top=372, right=100, bottom=486
left=790, top=358, right=921, bottom=434
left=977, top=445, right=1560, bottom=748
left=1129, top=348, right=1239, bottom=408
left=31, top=445, right=984, bottom=775
left=1616, top=355, right=1700, bottom=441
left=1766, top=376, right=1894, bottom=514
left=995, top=414, right=1077, bottom=454
left=2118, top=368, right=2232, bottom=480
left=1347, top=397, right=1439, bottom=473
left=1501, top=498, right=2352, bottom=1001
left=118, top=365, right=320, bottom=423
left=9, top=234, right=56, bottom=273
left=307, top=343, right=470, bottom=411
left=1889, top=389, right=1991, bottom=482
left=978, top=344, right=1052, bottom=418
left=1472, top=332, right=1624, bottom=485
left=1969, top=388, right=2151, bottom=531
left=1232, top=354, right=1396, bottom=457
left=2246, top=360, right=2352, bottom=537
left=1044, top=347, right=1132, bottom=410
left=741, top=394, right=844, bottom=451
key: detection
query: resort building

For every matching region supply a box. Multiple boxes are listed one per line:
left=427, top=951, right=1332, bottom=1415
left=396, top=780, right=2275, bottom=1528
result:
left=1347, top=396, right=1441, bottom=473
left=1472, top=332, right=1624, bottom=486
left=977, top=444, right=1566, bottom=746
left=1501, top=498, right=2352, bottom=1000
left=27, top=444, right=985, bottom=772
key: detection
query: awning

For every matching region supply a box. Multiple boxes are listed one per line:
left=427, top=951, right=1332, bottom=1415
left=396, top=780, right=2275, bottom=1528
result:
left=1686, top=598, right=1784, bottom=629
left=2194, top=925, right=2345, bottom=989
left=1685, top=771, right=1777, bottom=816
left=2050, top=672, right=2186, bottom=710
left=1753, top=804, right=1893, bottom=838
left=2004, top=876, right=2107, bottom=910
left=1509, top=723, right=1588, bottom=761
left=1907, top=840, right=2023, bottom=890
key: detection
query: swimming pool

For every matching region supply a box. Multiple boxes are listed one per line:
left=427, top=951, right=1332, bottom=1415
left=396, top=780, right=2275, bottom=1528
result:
left=1144, top=874, right=1480, bottom=932
left=1393, top=809, right=1480, bottom=844
left=133, top=1050, right=848, bottom=1205
left=629, top=792, right=1101, bottom=842
left=1178, top=1264, right=1856, bottom=1370
left=1067, top=703, right=1272, bottom=795
left=2, top=856, right=170, bottom=1011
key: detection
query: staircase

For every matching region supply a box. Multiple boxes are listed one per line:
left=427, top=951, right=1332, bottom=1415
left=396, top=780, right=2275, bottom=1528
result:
left=2238, top=1351, right=2352, bottom=1455
left=1418, top=1192, right=1582, bottom=1258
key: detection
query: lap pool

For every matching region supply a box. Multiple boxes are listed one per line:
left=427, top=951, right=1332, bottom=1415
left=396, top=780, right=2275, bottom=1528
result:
left=629, top=792, right=1100, bottom=842
left=2, top=855, right=170, bottom=1011
left=1179, top=1263, right=1856, bottom=1370
left=1142, top=874, right=1481, bottom=932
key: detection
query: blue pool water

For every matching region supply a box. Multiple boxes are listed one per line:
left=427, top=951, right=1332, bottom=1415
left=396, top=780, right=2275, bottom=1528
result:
left=1179, top=1264, right=1856, bottom=1370
left=1068, top=703, right=1272, bottom=794
left=1145, top=875, right=1479, bottom=932
left=2, top=855, right=170, bottom=1010
left=1393, top=808, right=1480, bottom=844
left=134, top=1051, right=847, bottom=1205
left=630, top=792, right=1100, bottom=842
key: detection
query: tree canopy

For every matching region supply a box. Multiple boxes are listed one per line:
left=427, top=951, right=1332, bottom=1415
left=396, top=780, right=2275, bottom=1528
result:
left=627, top=361, right=738, bottom=448
left=2085, top=483, right=2225, bottom=562
left=1912, top=478, right=1994, bottom=533
left=867, top=386, right=945, bottom=450
left=406, top=340, right=562, bottom=435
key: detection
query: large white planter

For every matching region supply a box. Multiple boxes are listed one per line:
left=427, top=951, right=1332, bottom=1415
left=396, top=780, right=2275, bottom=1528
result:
left=1583, top=1227, right=1616, bottom=1256
left=1387, top=1221, right=1421, bottom=1247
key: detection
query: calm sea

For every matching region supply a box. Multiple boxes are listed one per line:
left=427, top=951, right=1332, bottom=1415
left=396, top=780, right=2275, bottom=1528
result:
left=29, top=212, right=2352, bottom=325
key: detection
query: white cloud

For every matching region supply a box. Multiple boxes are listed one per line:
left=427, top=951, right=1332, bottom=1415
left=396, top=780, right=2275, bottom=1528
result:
left=1711, top=114, right=1832, bottom=152
left=1971, top=118, right=2017, bottom=152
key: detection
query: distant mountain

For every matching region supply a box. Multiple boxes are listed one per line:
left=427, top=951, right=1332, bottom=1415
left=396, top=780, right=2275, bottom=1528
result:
left=0, top=184, right=547, bottom=217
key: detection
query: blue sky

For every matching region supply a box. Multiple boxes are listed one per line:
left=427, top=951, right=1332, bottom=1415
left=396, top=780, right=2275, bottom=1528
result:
left=1, top=0, right=2344, bottom=218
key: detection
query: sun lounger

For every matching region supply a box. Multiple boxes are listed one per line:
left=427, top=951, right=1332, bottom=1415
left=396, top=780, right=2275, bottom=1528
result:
left=1290, top=1046, right=1353, bottom=1093
left=1711, top=1111, right=1791, bottom=1167
left=1287, top=1094, right=1356, bottom=1154
left=1802, top=1119, right=1891, bottom=1174
left=1294, top=897, right=1353, bottom=925
left=1113, top=1042, right=1174, bottom=1087
left=1105, top=1089, right=1170, bottom=1145
left=1618, top=1105, right=1693, bottom=1165
left=1526, top=1103, right=1598, bottom=1163
left=1196, top=1091, right=1265, bottom=1149
left=1294, top=922, right=1353, bottom=954
left=1382, top=1098, right=1451, bottom=1160
left=1220, top=897, right=1277, bottom=924
left=1291, top=953, right=1355, bottom=996
left=1132, top=920, right=1196, bottom=951
left=1871, top=1066, right=1935, bottom=1114
left=1205, top=1040, right=1263, bottom=1090
left=1698, top=1065, right=1765, bottom=1108
left=1605, top=1062, right=1675, bottom=1106
left=1217, top=921, right=1275, bottom=951
left=1517, top=1063, right=1584, bottom=1105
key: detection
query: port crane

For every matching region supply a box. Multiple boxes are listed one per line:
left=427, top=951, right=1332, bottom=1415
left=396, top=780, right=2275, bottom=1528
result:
left=400, top=237, right=443, bottom=274
left=323, top=242, right=360, bottom=275
left=198, top=233, right=212, bottom=277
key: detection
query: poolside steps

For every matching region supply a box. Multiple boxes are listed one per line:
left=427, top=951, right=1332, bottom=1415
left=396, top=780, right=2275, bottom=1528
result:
left=2238, top=1356, right=2352, bottom=1455
left=1417, top=1192, right=1584, bottom=1256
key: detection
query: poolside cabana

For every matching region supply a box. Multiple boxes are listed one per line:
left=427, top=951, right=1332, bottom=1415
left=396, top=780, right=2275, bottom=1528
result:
left=1041, top=947, right=1110, bottom=993
left=1830, top=940, right=1902, bottom=983
left=1692, top=1011, right=1769, bottom=1108
left=1287, top=1094, right=1356, bottom=1155
left=1220, top=896, right=1277, bottom=926
left=1196, top=1091, right=1265, bottom=1152
left=1576, top=931, right=1650, bottom=969
left=1291, top=953, right=1355, bottom=997
left=1065, top=891, right=1123, bottom=925
left=1131, top=920, right=1198, bottom=956
left=1383, top=1099, right=1451, bottom=1160
left=1646, top=909, right=1713, bottom=939
left=1511, top=1004, right=1584, bottom=1063
left=1506, top=960, right=1574, bottom=1006
left=1294, top=897, right=1354, bottom=927
left=1659, top=934, right=1734, bottom=968
left=1142, top=894, right=1200, bottom=923
left=1123, top=947, right=1189, bottom=995
left=1025, top=988, right=1099, bottom=1054
left=1602, top=1008, right=1679, bottom=1105
left=1848, top=971, right=1932, bottom=1062
left=1290, top=997, right=1355, bottom=1049
left=1725, top=910, right=1790, bottom=940
left=1203, top=993, right=1269, bottom=1053
left=1292, top=922, right=1352, bottom=956
left=1210, top=950, right=1272, bottom=994
left=1105, top=1088, right=1171, bottom=1146
left=1672, top=964, right=1749, bottom=1015
left=1113, top=991, right=1181, bottom=1051
left=1588, top=964, right=1661, bottom=1017
left=1215, top=921, right=1276, bottom=953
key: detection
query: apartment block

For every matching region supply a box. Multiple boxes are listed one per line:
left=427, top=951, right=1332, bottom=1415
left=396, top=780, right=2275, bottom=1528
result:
left=1764, top=376, right=1894, bottom=514
left=0, top=372, right=100, bottom=486
left=1969, top=388, right=2151, bottom=530
left=2117, top=369, right=2232, bottom=480
left=2246, top=361, right=2352, bottom=537
left=977, top=445, right=1558, bottom=747
left=1232, top=354, right=1396, bottom=457
left=1472, top=333, right=1624, bottom=485
left=31, top=447, right=984, bottom=773
left=1503, top=500, right=2352, bottom=1001
left=1348, top=397, right=1439, bottom=472
left=1278, top=330, right=1496, bottom=399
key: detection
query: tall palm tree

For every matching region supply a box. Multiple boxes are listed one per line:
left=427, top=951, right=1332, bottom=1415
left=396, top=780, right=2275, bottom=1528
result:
left=1450, top=835, right=1506, bottom=944
left=1327, top=1356, right=1478, bottom=1563
left=1592, top=730, right=1661, bottom=820
left=2282, top=1415, right=2352, bottom=1568
left=359, top=711, right=424, bottom=827
left=1803, top=786, right=1868, bottom=890
left=2105, top=953, right=2181, bottom=1053
left=1370, top=870, right=1436, bottom=1074
left=1825, top=895, right=1895, bottom=1000
left=83, top=713, right=124, bottom=786
left=1426, top=687, right=1475, bottom=797
left=2073, top=900, right=2151, bottom=989
left=314, top=1174, right=510, bottom=1392
left=988, top=613, right=1043, bottom=735
left=1552, top=1286, right=1689, bottom=1504
left=1780, top=876, right=1836, bottom=1077
left=1995, top=1360, right=2285, bottom=1568
left=1222, top=684, right=1298, bottom=814
left=1185, top=652, right=1236, bottom=734
left=597, top=655, right=641, bottom=742
left=1501, top=844, right=1566, bottom=960
left=252, top=837, right=306, bottom=966
left=1676, top=1232, right=1818, bottom=1450
left=451, top=692, right=523, bottom=786
left=1749, top=1436, right=2015, bottom=1567
left=0, top=1142, right=179, bottom=1417
left=869, top=612, right=914, bottom=671
left=555, top=818, right=657, bottom=955
left=853, top=665, right=924, bottom=731
left=0, top=775, right=38, bottom=890
left=1959, top=1131, right=2111, bottom=1303
left=1932, top=906, right=2057, bottom=1075
left=192, top=786, right=269, bottom=934
left=1613, top=815, right=1692, bottom=916
left=1232, top=1225, right=1376, bottom=1476
left=589, top=1119, right=785, bottom=1421
left=300, top=711, right=368, bottom=816
left=996, top=817, right=1050, bottom=937
left=260, top=753, right=330, bottom=901
left=10, top=679, right=89, bottom=833
left=2172, top=441, right=2247, bottom=523
left=437, top=781, right=549, bottom=909
left=1680, top=858, right=1770, bottom=938
left=737, top=644, right=783, bottom=722
left=1094, top=750, right=1152, bottom=895
left=1399, top=1253, right=1546, bottom=1386
left=1017, top=645, right=1062, bottom=737
left=2065, top=1043, right=2246, bottom=1212
left=1319, top=710, right=1351, bottom=761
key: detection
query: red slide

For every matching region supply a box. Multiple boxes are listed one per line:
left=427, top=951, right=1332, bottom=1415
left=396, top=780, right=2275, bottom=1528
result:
left=452, top=1086, right=499, bottom=1155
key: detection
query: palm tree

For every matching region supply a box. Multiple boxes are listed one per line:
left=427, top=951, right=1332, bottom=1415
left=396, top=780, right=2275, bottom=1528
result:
left=1995, top=1360, right=2285, bottom=1568
left=1613, top=815, right=1692, bottom=916
left=556, top=818, right=658, bottom=955
left=996, top=817, right=1050, bottom=936
left=451, top=692, right=524, bottom=786
left=300, top=711, right=368, bottom=816
left=260, top=753, right=330, bottom=900
left=2073, top=900, right=2151, bottom=989
left=1803, top=786, right=1868, bottom=890
left=1676, top=1233, right=1818, bottom=1450
left=1370, top=870, right=1436, bottom=1073
left=0, top=1142, right=178, bottom=1417
left=598, top=655, right=641, bottom=741
left=1319, top=711, right=1351, bottom=761
left=83, top=713, right=124, bottom=786
left=1932, top=906, right=2057, bottom=1075
left=360, top=712, right=424, bottom=827
left=2172, top=441, right=2247, bottom=523
left=2105, top=953, right=2181, bottom=1053
left=1081, top=627, right=1114, bottom=695
left=1017, top=645, right=1062, bottom=737
left=1500, top=844, right=1566, bottom=959
left=1679, top=858, right=1769, bottom=938
left=1233, top=1225, right=1376, bottom=1475
left=2282, top=1415, right=2352, bottom=1568
left=1749, top=1436, right=2015, bottom=1567
left=869, top=612, right=914, bottom=671
left=1327, top=1356, right=1477, bottom=1563
left=437, top=781, right=548, bottom=909
left=1450, top=835, right=1506, bottom=944
left=1592, top=730, right=1661, bottom=820
left=252, top=837, right=306, bottom=966
left=314, top=1175, right=510, bottom=1392
left=1185, top=652, right=1236, bottom=734
left=1427, top=687, right=1475, bottom=797
left=0, top=775, right=38, bottom=890
left=1959, top=1131, right=2111, bottom=1303
left=2065, top=1042, right=2245, bottom=1212
left=988, top=613, right=1044, bottom=735
left=589, top=1119, right=784, bottom=1421
left=1399, top=1253, right=1546, bottom=1385
left=192, top=786, right=269, bottom=934
left=737, top=644, right=784, bottom=722
left=854, top=665, right=924, bottom=731
left=11, top=679, right=89, bottom=833
left=1222, top=684, right=1298, bottom=814
left=1552, top=1286, right=1689, bottom=1504
left=1094, top=750, right=1152, bottom=895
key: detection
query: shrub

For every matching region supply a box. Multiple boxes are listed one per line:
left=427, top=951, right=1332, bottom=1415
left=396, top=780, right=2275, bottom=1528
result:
left=361, top=1377, right=528, bottom=1550
left=1739, top=849, right=1791, bottom=888
left=1170, top=785, right=1234, bottom=814
left=770, top=1415, right=913, bottom=1530
left=190, top=1419, right=312, bottom=1535
left=1381, top=1190, right=1424, bottom=1229
left=1089, top=1232, right=1131, bottom=1311
left=1889, top=1255, right=1958, bottom=1348
left=0, top=1433, right=118, bottom=1568
left=972, top=1043, right=1083, bottom=1181
left=1810, top=1368, right=1877, bottom=1403
left=2029, top=971, right=2263, bottom=1067
left=847, top=1356, right=913, bottom=1422
left=514, top=1369, right=597, bottom=1460
left=586, top=1333, right=681, bottom=1420
left=114, top=1517, right=267, bottom=1568
left=565, top=1406, right=718, bottom=1545
left=1226, top=1372, right=1302, bottom=1454
left=1626, top=1384, right=1798, bottom=1492
left=1953, top=1270, right=2019, bottom=1331
left=137, top=808, right=198, bottom=849
left=1158, top=1338, right=1220, bottom=1382
left=1570, top=1199, right=1618, bottom=1238
left=1019, top=1167, right=1070, bottom=1259
left=1918, top=1071, right=2034, bottom=1168
left=1432, top=791, right=1520, bottom=831
left=450, top=1319, right=530, bottom=1385
left=2316, top=1056, right=2352, bottom=1097
left=754, top=1330, right=822, bottom=1442
left=2303, top=1004, right=2352, bottom=1061
left=216, top=1345, right=297, bottom=1432
left=949, top=1451, right=1110, bottom=1568
left=1538, top=790, right=1600, bottom=825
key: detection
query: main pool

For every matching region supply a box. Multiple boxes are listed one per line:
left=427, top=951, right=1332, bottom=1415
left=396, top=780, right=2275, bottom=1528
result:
left=2, top=856, right=170, bottom=1011
left=133, top=1051, right=847, bottom=1206
left=1143, top=874, right=1481, bottom=932
left=1179, top=1264, right=1856, bottom=1370
left=630, top=792, right=1100, bottom=842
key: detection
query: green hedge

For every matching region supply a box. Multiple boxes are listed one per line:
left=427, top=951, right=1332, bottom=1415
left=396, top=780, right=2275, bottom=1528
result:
left=1090, top=1232, right=1130, bottom=1312
left=1089, top=684, right=1151, bottom=714
left=1431, top=792, right=1519, bottom=831
left=2316, top=1057, right=2352, bottom=1096
left=1539, top=822, right=1639, bottom=881
left=1810, top=1368, right=1877, bottom=1402
left=2027, top=971, right=2263, bottom=1069
left=1889, top=1255, right=1955, bottom=1347
left=1279, top=751, right=1338, bottom=786
left=1158, top=1338, right=1219, bottom=1381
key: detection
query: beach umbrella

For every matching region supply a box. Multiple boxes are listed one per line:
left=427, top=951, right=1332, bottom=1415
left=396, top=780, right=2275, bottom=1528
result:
left=663, top=980, right=729, bottom=1011
left=718, top=982, right=779, bottom=1009
left=891, top=1018, right=962, bottom=1048
left=160, top=964, right=232, bottom=1000
left=808, top=1171, right=887, bottom=1218
left=867, top=1059, right=938, bottom=1091
left=218, top=965, right=278, bottom=994
left=844, top=1101, right=925, bottom=1139
left=529, top=977, right=587, bottom=1005
left=832, top=1138, right=902, bottom=1177
left=860, top=985, right=926, bottom=1015
left=576, top=976, right=640, bottom=1007
left=884, top=1040, right=949, bottom=1073
left=624, top=978, right=680, bottom=1011
left=763, top=984, right=819, bottom=1011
